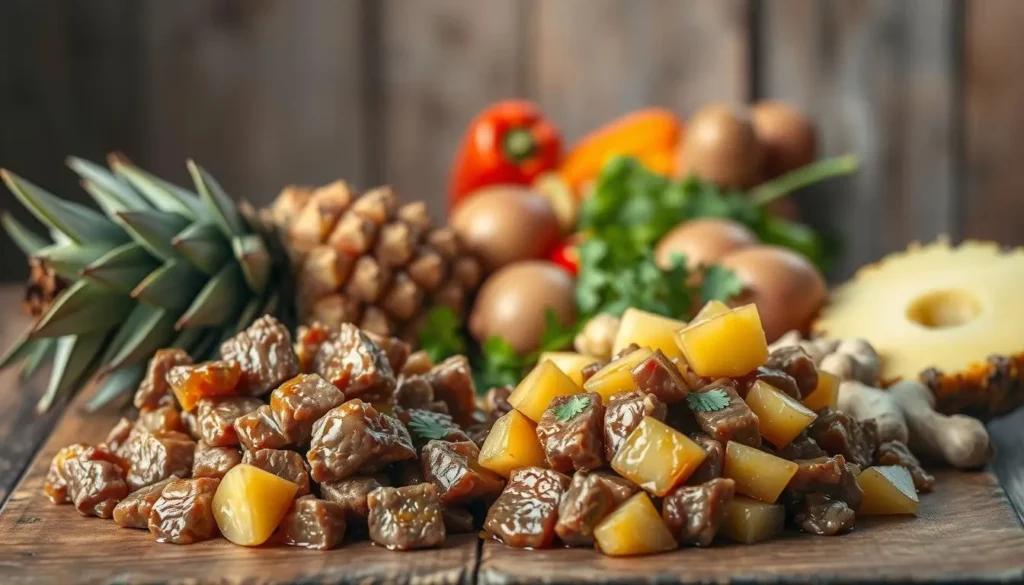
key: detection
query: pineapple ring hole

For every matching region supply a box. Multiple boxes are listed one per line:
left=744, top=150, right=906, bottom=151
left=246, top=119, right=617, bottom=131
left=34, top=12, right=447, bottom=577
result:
left=906, top=289, right=981, bottom=329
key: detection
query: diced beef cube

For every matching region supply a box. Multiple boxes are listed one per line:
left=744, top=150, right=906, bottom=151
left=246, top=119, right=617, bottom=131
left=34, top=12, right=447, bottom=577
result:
left=484, top=467, right=571, bottom=549
left=138, top=402, right=186, bottom=434
left=148, top=477, right=220, bottom=544
left=424, top=355, right=477, bottom=427
left=368, top=484, right=446, bottom=550
left=321, top=474, right=391, bottom=525
left=421, top=440, right=504, bottom=504
left=364, top=331, right=412, bottom=373
left=794, top=492, right=855, bottom=536
left=480, top=385, right=513, bottom=418
left=666, top=402, right=702, bottom=434
left=631, top=350, right=690, bottom=404
left=195, top=397, right=264, bottom=447
left=134, top=348, right=192, bottom=409
left=555, top=471, right=637, bottom=546
left=181, top=410, right=201, bottom=441
left=308, top=400, right=416, bottom=482
left=167, top=360, right=243, bottom=411
left=294, top=321, right=334, bottom=374
left=390, top=459, right=426, bottom=486
left=313, top=323, right=396, bottom=403
left=580, top=360, right=607, bottom=384
left=742, top=367, right=800, bottom=400
left=536, top=392, right=606, bottom=473
left=404, top=409, right=471, bottom=450
left=105, top=419, right=135, bottom=454
left=604, top=390, right=667, bottom=461
left=220, top=315, right=300, bottom=396
left=401, top=350, right=434, bottom=377
left=241, top=448, right=311, bottom=496
left=121, top=428, right=196, bottom=491
left=662, top=477, right=735, bottom=546
left=776, top=432, right=828, bottom=461
left=45, top=444, right=88, bottom=504
left=269, top=374, right=346, bottom=446
left=693, top=380, right=761, bottom=448
left=277, top=495, right=347, bottom=550
left=765, top=346, right=819, bottom=400
left=396, top=375, right=437, bottom=410
left=466, top=422, right=493, bottom=448
left=113, top=476, right=178, bottom=529
left=809, top=408, right=879, bottom=468
left=443, top=505, right=476, bottom=534
left=786, top=455, right=863, bottom=510
left=613, top=343, right=641, bottom=360
left=686, top=433, right=725, bottom=485
left=59, top=445, right=130, bottom=518
left=191, top=443, right=241, bottom=480
left=876, top=440, right=935, bottom=493
left=233, top=405, right=291, bottom=451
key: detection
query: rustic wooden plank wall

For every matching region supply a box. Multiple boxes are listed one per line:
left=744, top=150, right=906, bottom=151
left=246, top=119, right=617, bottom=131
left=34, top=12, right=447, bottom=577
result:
left=1, top=0, right=1022, bottom=283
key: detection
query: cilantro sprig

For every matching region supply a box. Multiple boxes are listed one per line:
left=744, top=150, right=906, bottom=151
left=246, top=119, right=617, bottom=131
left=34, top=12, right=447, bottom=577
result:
left=687, top=388, right=731, bottom=413
left=406, top=410, right=450, bottom=441
left=551, top=394, right=592, bottom=422
left=417, top=306, right=466, bottom=363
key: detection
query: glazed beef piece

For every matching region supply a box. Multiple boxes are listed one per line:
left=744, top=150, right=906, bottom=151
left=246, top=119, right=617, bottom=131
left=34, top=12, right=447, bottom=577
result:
left=277, top=495, right=347, bottom=550
left=401, top=350, right=434, bottom=377
left=45, top=444, right=87, bottom=504
left=743, top=367, right=800, bottom=400
left=631, top=350, right=690, bottom=404
left=166, top=360, right=243, bottom=411
left=321, top=474, right=391, bottom=525
left=242, top=448, right=311, bottom=497
left=555, top=471, right=637, bottom=546
left=693, top=380, right=761, bottom=448
left=480, top=385, right=513, bottom=418
left=391, top=459, right=427, bottom=486
left=484, top=467, right=571, bottom=549
left=364, top=331, right=412, bottom=373
left=686, top=433, right=725, bottom=485
left=269, top=374, right=346, bottom=445
left=421, top=440, right=504, bottom=504
left=776, top=432, right=828, bottom=461
left=138, top=402, right=186, bottom=434
left=403, top=409, right=471, bottom=450
left=192, top=443, right=241, bottom=480
left=876, top=440, right=935, bottom=493
left=662, top=478, right=735, bottom=546
left=105, top=419, right=135, bottom=454
left=786, top=455, right=863, bottom=510
left=580, top=360, right=606, bottom=384
left=113, top=476, right=178, bottom=529
left=220, top=315, right=300, bottom=396
left=443, top=505, right=476, bottom=534
left=148, top=477, right=220, bottom=544
left=764, top=346, right=818, bottom=400
left=395, top=375, right=445, bottom=413
left=307, top=400, right=415, bottom=482
left=604, top=390, right=667, bottom=460
left=294, top=322, right=334, bottom=374
left=536, top=392, right=606, bottom=473
left=233, top=405, right=290, bottom=451
left=54, top=445, right=130, bottom=518
left=794, top=493, right=856, bottom=536
left=424, top=355, right=477, bottom=426
left=314, top=323, right=396, bottom=403
left=466, top=422, right=493, bottom=448
left=808, top=408, right=879, bottom=468
left=195, top=397, right=264, bottom=447
left=367, top=484, right=446, bottom=550
left=134, top=348, right=192, bottom=409
left=181, top=410, right=201, bottom=441
left=121, top=428, right=196, bottom=491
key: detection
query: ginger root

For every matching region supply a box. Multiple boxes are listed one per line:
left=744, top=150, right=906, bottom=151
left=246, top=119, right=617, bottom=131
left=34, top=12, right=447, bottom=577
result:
left=887, top=380, right=993, bottom=469
left=573, top=313, right=620, bottom=360
left=837, top=380, right=909, bottom=444
left=771, top=331, right=881, bottom=386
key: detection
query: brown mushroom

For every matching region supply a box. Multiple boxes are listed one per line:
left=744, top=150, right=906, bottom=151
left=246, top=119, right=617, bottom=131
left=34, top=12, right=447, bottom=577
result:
left=751, top=100, right=817, bottom=179
left=676, top=104, right=762, bottom=190
left=654, top=218, right=758, bottom=271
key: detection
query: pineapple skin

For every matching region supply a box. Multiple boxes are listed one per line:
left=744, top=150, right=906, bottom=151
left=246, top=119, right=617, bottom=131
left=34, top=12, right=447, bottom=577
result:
left=921, top=354, right=1024, bottom=420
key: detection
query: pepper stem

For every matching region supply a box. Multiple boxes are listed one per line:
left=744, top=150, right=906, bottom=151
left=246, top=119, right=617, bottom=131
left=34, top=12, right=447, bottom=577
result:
left=749, top=154, right=859, bottom=206
left=503, top=128, right=536, bottom=163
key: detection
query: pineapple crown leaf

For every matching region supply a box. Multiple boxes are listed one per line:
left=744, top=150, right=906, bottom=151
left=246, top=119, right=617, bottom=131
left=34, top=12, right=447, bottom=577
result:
left=115, top=209, right=191, bottom=262
left=99, top=304, right=174, bottom=372
left=86, top=361, right=145, bottom=413
left=19, top=337, right=55, bottom=382
left=109, top=157, right=203, bottom=219
left=82, top=243, right=160, bottom=293
left=1, top=211, right=49, bottom=255
left=232, top=234, right=271, bottom=295
left=188, top=160, right=247, bottom=238
left=38, top=331, right=107, bottom=414
left=172, top=223, right=231, bottom=275
left=34, top=242, right=106, bottom=281
left=2, top=169, right=125, bottom=246
left=131, top=260, right=206, bottom=311
left=0, top=329, right=34, bottom=371
left=31, top=280, right=132, bottom=339
left=68, top=157, right=150, bottom=213
left=175, top=263, right=246, bottom=330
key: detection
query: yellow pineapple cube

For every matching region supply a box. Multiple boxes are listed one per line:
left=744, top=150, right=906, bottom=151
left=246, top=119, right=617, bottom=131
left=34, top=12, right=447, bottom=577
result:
left=583, top=347, right=654, bottom=404
left=693, top=299, right=730, bottom=323
left=801, top=370, right=839, bottom=411
left=744, top=380, right=817, bottom=448
left=594, top=492, right=677, bottom=556
left=611, top=416, right=707, bottom=496
left=611, top=308, right=687, bottom=362
left=537, top=352, right=599, bottom=387
left=478, top=410, right=547, bottom=478
left=675, top=304, right=768, bottom=377
left=857, top=466, right=919, bottom=515
left=507, top=360, right=583, bottom=422
left=720, top=495, right=785, bottom=544
left=213, top=464, right=299, bottom=546
left=723, top=441, right=798, bottom=503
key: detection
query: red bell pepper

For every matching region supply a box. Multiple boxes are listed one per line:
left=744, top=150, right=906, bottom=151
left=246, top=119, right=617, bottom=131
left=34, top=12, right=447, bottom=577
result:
left=449, top=100, right=562, bottom=210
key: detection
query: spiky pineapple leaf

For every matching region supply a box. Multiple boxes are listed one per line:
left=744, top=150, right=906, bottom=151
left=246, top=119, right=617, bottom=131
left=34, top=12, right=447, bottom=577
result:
left=169, top=326, right=207, bottom=354
left=172, top=222, right=231, bottom=275
left=110, top=155, right=205, bottom=219
left=37, top=331, right=108, bottom=413
left=101, top=304, right=176, bottom=371
left=20, top=338, right=56, bottom=381
left=176, top=263, right=245, bottom=329
left=1, top=211, right=48, bottom=255
left=0, top=328, right=35, bottom=371
left=34, top=243, right=108, bottom=281
left=82, top=242, right=160, bottom=293
left=1, top=170, right=126, bottom=245
left=32, top=280, right=133, bottom=338
left=86, top=362, right=145, bottom=412
left=68, top=157, right=151, bottom=213
left=188, top=160, right=247, bottom=238
left=232, top=234, right=270, bottom=294
left=115, top=210, right=190, bottom=262
left=131, top=260, right=205, bottom=310
left=189, top=328, right=223, bottom=363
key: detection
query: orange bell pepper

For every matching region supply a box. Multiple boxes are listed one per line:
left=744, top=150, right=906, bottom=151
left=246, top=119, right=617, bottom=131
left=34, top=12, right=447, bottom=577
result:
left=561, top=108, right=682, bottom=194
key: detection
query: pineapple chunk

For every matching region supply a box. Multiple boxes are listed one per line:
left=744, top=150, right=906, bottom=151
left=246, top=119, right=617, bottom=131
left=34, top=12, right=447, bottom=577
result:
left=720, top=495, right=785, bottom=544
left=213, top=463, right=299, bottom=546
left=478, top=410, right=547, bottom=478
left=611, top=416, right=706, bottom=496
left=857, top=466, right=919, bottom=515
left=723, top=441, right=798, bottom=503
left=693, top=299, right=730, bottom=323
left=744, top=380, right=817, bottom=448
left=594, top=492, right=677, bottom=556
left=583, top=347, right=654, bottom=404
left=801, top=370, right=839, bottom=411
left=612, top=308, right=687, bottom=362
left=168, top=361, right=241, bottom=412
left=538, top=352, right=600, bottom=386
left=508, top=360, right=583, bottom=422
left=675, top=304, right=768, bottom=378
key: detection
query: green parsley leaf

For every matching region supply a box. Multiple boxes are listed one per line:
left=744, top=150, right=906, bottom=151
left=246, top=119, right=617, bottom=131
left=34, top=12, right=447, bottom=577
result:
left=536, top=308, right=581, bottom=354
left=406, top=410, right=450, bottom=441
left=700, top=264, right=743, bottom=304
left=687, top=388, right=731, bottom=413
left=474, top=336, right=527, bottom=391
left=417, top=306, right=466, bottom=363
left=551, top=394, right=592, bottom=422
